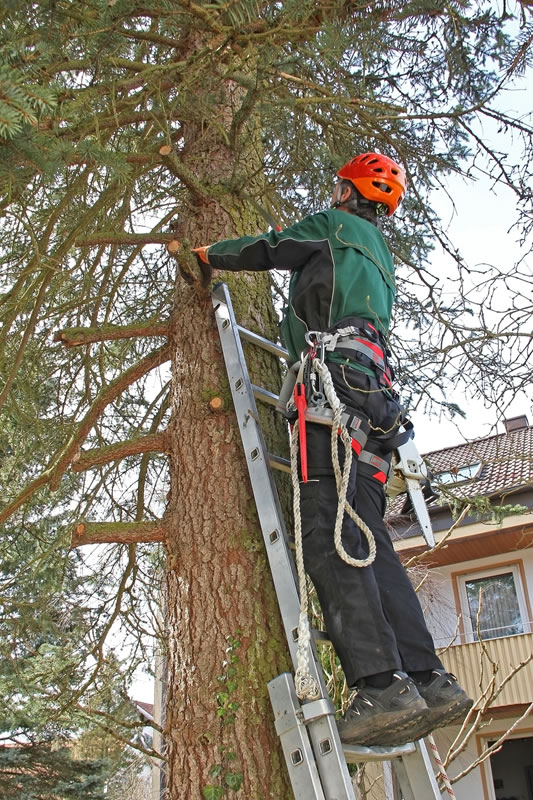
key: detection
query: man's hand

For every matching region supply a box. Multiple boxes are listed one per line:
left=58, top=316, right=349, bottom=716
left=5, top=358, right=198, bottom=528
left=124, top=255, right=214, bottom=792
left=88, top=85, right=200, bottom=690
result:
left=192, top=246, right=210, bottom=264
left=191, top=245, right=212, bottom=288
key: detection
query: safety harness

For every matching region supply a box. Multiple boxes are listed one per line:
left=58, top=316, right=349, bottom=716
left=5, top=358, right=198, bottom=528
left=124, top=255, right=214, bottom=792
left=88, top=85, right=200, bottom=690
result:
left=279, top=323, right=414, bottom=700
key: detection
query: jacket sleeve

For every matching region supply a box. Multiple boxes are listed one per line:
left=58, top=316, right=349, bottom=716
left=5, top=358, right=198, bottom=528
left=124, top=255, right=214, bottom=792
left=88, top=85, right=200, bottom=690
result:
left=206, top=212, right=331, bottom=272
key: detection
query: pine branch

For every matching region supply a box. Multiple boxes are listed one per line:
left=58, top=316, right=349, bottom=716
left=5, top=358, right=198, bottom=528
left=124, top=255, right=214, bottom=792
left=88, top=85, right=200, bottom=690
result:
left=71, top=432, right=169, bottom=472
left=55, top=321, right=170, bottom=346
left=65, top=153, right=159, bottom=167
left=71, top=520, right=167, bottom=547
left=0, top=345, right=170, bottom=523
left=75, top=233, right=176, bottom=248
left=159, top=150, right=211, bottom=202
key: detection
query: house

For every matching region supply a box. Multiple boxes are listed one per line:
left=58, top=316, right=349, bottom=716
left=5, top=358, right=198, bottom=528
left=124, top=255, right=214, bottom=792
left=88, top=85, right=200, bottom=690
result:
left=148, top=415, right=533, bottom=799
left=388, top=414, right=533, bottom=800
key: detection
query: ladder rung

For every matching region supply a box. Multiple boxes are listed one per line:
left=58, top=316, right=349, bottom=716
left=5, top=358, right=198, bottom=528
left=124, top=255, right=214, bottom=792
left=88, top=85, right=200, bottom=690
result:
left=237, top=325, right=290, bottom=360
left=252, top=384, right=280, bottom=407
left=343, top=742, right=416, bottom=764
left=268, top=453, right=291, bottom=473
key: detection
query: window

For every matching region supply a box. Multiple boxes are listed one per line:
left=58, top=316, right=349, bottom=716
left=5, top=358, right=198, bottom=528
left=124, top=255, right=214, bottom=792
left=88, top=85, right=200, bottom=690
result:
left=435, top=461, right=481, bottom=486
left=457, top=564, right=529, bottom=642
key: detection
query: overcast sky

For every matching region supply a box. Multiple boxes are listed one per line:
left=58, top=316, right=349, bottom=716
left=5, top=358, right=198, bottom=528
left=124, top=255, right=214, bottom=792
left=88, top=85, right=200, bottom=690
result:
left=410, top=72, right=532, bottom=452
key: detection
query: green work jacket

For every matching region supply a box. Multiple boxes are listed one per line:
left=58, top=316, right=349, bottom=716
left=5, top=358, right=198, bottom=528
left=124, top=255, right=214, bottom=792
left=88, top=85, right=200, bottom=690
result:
left=207, top=208, right=395, bottom=366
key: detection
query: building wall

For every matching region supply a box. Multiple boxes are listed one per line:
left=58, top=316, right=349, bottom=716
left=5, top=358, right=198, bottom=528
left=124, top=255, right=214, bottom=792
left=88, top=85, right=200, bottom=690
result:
left=413, top=544, right=533, bottom=800
left=417, top=547, right=533, bottom=648
left=432, top=717, right=533, bottom=800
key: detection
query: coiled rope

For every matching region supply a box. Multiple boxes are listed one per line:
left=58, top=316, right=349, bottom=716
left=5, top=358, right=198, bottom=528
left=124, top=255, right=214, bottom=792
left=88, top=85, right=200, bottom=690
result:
left=291, top=355, right=377, bottom=700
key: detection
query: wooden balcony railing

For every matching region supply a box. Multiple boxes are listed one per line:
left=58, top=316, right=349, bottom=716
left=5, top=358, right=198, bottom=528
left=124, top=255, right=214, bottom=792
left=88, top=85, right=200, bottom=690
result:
left=437, top=631, right=533, bottom=708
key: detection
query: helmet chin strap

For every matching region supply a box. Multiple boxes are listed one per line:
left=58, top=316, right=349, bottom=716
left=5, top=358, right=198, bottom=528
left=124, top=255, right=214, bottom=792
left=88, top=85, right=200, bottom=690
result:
left=331, top=185, right=359, bottom=213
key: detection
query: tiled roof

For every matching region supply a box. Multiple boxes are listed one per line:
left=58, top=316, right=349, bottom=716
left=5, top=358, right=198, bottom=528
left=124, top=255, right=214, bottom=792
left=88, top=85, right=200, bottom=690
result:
left=135, top=699, right=154, bottom=719
left=422, top=424, right=533, bottom=499
left=387, top=424, right=533, bottom=519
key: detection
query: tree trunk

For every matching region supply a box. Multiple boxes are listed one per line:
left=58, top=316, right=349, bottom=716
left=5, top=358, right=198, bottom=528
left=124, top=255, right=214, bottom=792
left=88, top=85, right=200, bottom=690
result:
left=165, top=282, right=292, bottom=798
left=163, top=45, right=293, bottom=799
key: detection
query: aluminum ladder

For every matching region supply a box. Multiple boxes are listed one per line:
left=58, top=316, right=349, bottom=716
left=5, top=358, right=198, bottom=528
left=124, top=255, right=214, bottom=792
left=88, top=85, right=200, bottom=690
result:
left=212, top=282, right=443, bottom=800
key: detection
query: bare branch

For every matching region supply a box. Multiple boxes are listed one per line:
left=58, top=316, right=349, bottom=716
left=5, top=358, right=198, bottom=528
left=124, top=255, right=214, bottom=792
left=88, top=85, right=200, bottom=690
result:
left=0, top=345, right=170, bottom=523
left=72, top=432, right=169, bottom=472
left=75, top=233, right=176, bottom=248
left=71, top=520, right=167, bottom=547
left=55, top=321, right=170, bottom=347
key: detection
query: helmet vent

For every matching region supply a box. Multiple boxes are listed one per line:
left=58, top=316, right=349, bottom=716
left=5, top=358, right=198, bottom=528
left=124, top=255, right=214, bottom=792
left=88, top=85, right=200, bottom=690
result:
left=372, top=181, right=392, bottom=194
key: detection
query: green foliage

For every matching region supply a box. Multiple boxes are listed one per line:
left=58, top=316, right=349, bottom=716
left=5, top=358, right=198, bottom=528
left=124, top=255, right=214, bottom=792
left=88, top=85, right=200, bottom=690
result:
left=215, top=633, right=242, bottom=725
left=0, top=743, right=107, bottom=800
left=0, top=0, right=531, bottom=790
left=444, top=492, right=529, bottom=524
left=202, top=786, right=224, bottom=800
left=0, top=65, right=57, bottom=140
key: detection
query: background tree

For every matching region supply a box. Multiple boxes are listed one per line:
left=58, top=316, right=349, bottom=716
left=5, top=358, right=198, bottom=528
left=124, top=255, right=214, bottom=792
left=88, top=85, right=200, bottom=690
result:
left=0, top=1, right=532, bottom=798
left=0, top=742, right=107, bottom=800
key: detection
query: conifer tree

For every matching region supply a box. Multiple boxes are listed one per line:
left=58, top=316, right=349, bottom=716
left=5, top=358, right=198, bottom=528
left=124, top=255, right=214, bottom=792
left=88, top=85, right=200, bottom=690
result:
left=1, top=2, right=532, bottom=797
left=0, top=742, right=106, bottom=800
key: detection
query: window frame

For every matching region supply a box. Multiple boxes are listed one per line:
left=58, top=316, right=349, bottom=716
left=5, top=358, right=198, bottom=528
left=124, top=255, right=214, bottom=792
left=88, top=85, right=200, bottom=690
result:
left=452, top=560, right=532, bottom=644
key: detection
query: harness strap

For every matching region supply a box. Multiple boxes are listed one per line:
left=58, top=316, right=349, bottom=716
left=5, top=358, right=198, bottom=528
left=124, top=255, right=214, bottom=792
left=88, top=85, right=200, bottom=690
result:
left=372, top=420, right=414, bottom=454
left=358, top=449, right=392, bottom=484
left=303, top=405, right=370, bottom=455
left=308, top=325, right=394, bottom=388
left=330, top=337, right=387, bottom=370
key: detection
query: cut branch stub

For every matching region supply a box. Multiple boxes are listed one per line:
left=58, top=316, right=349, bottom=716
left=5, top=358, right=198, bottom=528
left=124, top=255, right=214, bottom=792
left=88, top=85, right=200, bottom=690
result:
left=159, top=144, right=173, bottom=156
left=71, top=520, right=168, bottom=547
left=209, top=396, right=224, bottom=412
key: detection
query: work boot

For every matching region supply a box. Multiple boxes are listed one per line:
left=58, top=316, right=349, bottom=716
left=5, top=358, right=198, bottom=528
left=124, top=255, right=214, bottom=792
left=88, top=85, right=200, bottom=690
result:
left=376, top=670, right=474, bottom=745
left=337, top=671, right=430, bottom=746
left=414, top=670, right=473, bottom=730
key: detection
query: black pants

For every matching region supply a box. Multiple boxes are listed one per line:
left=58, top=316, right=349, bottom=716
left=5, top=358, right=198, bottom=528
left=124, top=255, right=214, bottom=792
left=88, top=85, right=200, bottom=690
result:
left=299, top=363, right=443, bottom=686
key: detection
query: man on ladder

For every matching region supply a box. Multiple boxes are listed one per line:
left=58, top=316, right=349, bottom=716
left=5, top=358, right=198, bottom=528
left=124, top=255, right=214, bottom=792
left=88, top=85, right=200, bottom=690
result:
left=192, top=152, right=471, bottom=747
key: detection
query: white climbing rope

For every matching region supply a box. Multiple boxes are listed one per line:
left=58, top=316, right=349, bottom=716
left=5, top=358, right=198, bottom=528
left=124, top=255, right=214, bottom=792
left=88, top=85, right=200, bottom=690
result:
left=291, top=354, right=377, bottom=701
left=291, top=421, right=321, bottom=701
left=314, top=358, right=376, bottom=569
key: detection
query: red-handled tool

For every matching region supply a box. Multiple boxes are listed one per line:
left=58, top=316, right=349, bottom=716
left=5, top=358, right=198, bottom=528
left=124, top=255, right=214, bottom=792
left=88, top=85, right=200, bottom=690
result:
left=294, top=383, right=308, bottom=482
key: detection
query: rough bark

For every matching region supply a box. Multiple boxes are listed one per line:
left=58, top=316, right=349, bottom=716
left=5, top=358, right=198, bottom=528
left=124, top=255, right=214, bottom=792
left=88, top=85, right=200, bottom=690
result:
left=163, top=42, right=293, bottom=798
left=165, top=279, right=292, bottom=799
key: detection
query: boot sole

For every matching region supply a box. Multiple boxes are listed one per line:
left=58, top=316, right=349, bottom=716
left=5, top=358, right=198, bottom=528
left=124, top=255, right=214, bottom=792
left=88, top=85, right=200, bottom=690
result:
left=377, top=696, right=474, bottom=746
left=338, top=706, right=430, bottom=746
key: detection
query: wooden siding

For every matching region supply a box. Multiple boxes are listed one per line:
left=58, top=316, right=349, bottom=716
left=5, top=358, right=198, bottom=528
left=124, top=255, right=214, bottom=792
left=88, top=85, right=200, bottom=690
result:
left=393, top=518, right=533, bottom=567
left=438, top=632, right=533, bottom=707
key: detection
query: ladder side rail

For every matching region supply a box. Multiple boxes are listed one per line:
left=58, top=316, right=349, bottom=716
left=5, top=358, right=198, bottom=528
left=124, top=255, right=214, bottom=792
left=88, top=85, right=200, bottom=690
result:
left=268, top=673, right=327, bottom=800
left=391, top=741, right=443, bottom=800
left=212, top=284, right=357, bottom=800
left=212, top=284, right=309, bottom=671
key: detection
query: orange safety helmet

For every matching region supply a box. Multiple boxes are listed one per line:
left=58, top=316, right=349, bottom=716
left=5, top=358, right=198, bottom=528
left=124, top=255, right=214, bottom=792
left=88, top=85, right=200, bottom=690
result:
left=336, top=152, right=406, bottom=216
